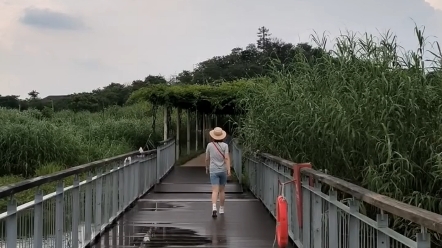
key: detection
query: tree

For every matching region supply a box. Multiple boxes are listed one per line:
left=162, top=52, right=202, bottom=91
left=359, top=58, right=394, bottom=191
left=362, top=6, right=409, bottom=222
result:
left=69, top=93, right=101, bottom=112
left=92, top=83, right=130, bottom=106
left=144, top=75, right=167, bottom=85
left=131, top=80, right=146, bottom=91
left=0, top=95, right=21, bottom=109
left=176, top=70, right=193, bottom=84
left=28, top=90, right=39, bottom=100
left=257, top=26, right=271, bottom=51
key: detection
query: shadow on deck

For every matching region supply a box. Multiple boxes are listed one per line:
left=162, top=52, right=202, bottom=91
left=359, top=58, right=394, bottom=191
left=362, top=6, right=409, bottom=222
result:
left=92, top=154, right=294, bottom=248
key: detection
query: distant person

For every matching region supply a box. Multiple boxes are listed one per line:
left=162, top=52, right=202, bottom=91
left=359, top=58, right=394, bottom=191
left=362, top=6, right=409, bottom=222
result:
left=205, top=127, right=231, bottom=217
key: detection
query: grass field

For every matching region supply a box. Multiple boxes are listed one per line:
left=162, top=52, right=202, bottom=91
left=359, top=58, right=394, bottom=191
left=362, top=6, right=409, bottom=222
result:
left=0, top=102, right=163, bottom=183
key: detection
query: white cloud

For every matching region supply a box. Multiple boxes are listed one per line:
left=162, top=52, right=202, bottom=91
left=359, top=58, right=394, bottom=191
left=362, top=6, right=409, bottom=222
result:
left=0, top=0, right=441, bottom=98
left=425, top=0, right=442, bottom=10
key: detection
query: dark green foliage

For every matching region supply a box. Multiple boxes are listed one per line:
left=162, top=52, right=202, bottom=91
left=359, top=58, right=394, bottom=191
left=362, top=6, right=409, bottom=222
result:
left=127, top=80, right=256, bottom=114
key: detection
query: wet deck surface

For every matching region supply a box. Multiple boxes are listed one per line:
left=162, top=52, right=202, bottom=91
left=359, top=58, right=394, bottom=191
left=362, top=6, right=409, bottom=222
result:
left=154, top=183, right=243, bottom=193
left=161, top=162, right=239, bottom=185
left=92, top=156, right=294, bottom=248
left=180, top=153, right=206, bottom=167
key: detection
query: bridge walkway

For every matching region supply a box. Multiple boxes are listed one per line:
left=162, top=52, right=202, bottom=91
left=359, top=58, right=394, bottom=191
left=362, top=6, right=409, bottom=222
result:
left=92, top=154, right=291, bottom=248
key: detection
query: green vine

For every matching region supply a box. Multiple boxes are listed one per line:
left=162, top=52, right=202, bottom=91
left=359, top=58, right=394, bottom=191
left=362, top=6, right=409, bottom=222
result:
left=126, top=79, right=262, bottom=115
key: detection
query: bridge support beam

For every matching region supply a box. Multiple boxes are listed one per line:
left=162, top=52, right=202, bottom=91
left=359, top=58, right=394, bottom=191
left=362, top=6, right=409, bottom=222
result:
left=195, top=111, right=198, bottom=151
left=187, top=109, right=190, bottom=155
left=176, top=108, right=181, bottom=161
left=163, top=107, right=168, bottom=140
left=202, top=113, right=206, bottom=147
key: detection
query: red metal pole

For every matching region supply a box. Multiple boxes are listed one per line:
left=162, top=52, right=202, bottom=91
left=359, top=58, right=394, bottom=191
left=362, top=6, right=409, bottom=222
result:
left=293, top=163, right=312, bottom=228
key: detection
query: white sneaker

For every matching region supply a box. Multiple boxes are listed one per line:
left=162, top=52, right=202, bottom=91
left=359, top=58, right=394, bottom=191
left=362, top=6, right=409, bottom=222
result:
left=219, top=206, right=224, bottom=214
left=212, top=204, right=217, bottom=218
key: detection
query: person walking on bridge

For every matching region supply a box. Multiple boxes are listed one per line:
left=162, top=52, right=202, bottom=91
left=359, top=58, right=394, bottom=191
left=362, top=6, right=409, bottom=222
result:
left=205, top=127, right=231, bottom=217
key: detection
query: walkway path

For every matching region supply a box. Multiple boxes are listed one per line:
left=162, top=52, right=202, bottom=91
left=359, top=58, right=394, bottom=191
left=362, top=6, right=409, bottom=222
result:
left=180, top=153, right=206, bottom=167
left=92, top=154, right=292, bottom=248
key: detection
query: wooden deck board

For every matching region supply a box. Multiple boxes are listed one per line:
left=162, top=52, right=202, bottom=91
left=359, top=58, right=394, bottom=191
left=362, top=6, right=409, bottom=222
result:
left=154, top=183, right=243, bottom=193
left=164, top=158, right=237, bottom=184
left=180, top=153, right=206, bottom=167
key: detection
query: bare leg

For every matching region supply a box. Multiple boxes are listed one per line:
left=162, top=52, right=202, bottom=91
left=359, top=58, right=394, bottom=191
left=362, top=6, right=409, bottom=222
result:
left=211, top=185, right=219, bottom=217
left=211, top=185, right=219, bottom=206
left=219, top=185, right=226, bottom=207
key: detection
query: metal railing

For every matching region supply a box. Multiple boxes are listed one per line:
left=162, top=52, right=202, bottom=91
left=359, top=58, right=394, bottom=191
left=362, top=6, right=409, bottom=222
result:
left=233, top=140, right=441, bottom=248
left=231, top=139, right=242, bottom=184
left=0, top=138, right=175, bottom=248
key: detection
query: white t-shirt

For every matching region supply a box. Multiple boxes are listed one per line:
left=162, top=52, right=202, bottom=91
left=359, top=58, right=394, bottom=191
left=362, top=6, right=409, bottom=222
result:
left=206, top=142, right=229, bottom=173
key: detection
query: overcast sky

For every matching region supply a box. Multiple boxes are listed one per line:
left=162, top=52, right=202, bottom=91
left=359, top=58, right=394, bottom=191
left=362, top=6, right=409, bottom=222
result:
left=0, top=0, right=441, bottom=98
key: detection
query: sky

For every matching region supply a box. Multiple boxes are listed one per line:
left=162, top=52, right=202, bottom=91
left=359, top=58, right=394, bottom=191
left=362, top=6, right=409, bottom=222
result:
left=0, top=0, right=441, bottom=98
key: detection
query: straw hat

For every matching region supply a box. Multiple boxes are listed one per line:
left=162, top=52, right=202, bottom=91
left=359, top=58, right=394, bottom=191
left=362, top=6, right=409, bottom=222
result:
left=209, top=127, right=227, bottom=140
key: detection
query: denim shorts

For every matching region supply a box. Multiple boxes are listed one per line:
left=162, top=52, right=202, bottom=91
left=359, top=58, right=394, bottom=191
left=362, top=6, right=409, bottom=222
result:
left=209, top=171, right=227, bottom=186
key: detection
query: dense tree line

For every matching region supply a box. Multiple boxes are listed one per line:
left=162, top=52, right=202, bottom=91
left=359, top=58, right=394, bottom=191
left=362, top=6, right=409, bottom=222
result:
left=2, top=26, right=440, bottom=113
left=0, top=27, right=326, bottom=113
left=0, top=75, right=168, bottom=113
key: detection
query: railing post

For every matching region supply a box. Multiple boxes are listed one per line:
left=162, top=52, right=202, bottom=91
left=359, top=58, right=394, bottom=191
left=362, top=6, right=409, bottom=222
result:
left=112, top=224, right=117, bottom=246
left=131, top=162, right=136, bottom=200
left=55, top=181, right=64, bottom=248
left=124, top=163, right=130, bottom=206
left=301, top=176, right=311, bottom=248
left=72, top=177, right=80, bottom=248
left=138, top=158, right=144, bottom=197
left=112, top=164, right=118, bottom=218
left=118, top=164, right=124, bottom=213
left=34, top=189, right=44, bottom=248
left=118, top=216, right=124, bottom=245
left=134, top=161, right=140, bottom=199
left=349, top=199, right=360, bottom=248
left=232, top=144, right=236, bottom=173
left=237, top=146, right=242, bottom=184
left=376, top=213, right=390, bottom=248
left=156, top=146, right=161, bottom=183
left=231, top=141, right=242, bottom=184
left=134, top=161, right=138, bottom=199
left=95, top=170, right=103, bottom=232
left=312, top=180, right=322, bottom=248
left=328, top=189, right=339, bottom=248
left=416, top=227, right=431, bottom=248
left=6, top=198, right=17, bottom=248
left=293, top=163, right=312, bottom=228
left=172, top=140, right=175, bottom=167
left=144, top=158, right=149, bottom=191
left=104, top=171, right=110, bottom=222
left=85, top=172, right=93, bottom=243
